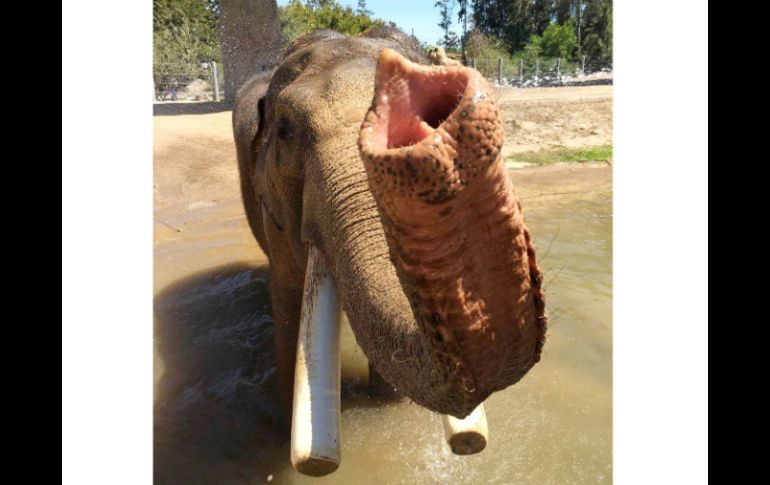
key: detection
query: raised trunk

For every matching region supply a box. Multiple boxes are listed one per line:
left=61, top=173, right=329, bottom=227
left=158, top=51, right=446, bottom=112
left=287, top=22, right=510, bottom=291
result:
left=357, top=49, right=547, bottom=415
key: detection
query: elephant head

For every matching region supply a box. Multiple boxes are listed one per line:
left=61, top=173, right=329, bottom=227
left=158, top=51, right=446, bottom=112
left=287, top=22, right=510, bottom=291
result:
left=233, top=28, right=546, bottom=419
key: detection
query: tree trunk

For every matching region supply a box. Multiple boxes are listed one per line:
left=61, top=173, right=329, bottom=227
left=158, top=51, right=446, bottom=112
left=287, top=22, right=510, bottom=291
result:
left=218, top=0, right=283, bottom=104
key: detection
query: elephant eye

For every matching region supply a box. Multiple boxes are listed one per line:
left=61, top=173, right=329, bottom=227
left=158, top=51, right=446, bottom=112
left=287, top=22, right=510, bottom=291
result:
left=276, top=117, right=292, bottom=141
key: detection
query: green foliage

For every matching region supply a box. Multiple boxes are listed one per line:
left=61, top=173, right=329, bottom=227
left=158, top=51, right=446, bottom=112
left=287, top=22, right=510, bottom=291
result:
left=527, top=21, right=577, bottom=58
left=153, top=0, right=221, bottom=86
left=553, top=0, right=575, bottom=24
left=278, top=0, right=387, bottom=43
left=153, top=0, right=220, bottom=66
left=472, top=0, right=544, bottom=52
left=582, top=0, right=612, bottom=60
left=465, top=30, right=583, bottom=81
left=470, top=0, right=612, bottom=60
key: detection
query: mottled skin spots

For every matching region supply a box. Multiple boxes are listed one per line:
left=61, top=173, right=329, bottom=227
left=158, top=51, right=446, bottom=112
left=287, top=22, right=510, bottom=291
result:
left=234, top=30, right=546, bottom=419
left=359, top=54, right=502, bottom=206
left=359, top=49, right=547, bottom=402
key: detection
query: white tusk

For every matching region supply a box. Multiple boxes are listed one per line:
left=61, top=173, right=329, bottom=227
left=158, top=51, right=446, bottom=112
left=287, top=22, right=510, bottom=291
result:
left=291, top=246, right=342, bottom=476
left=442, top=404, right=489, bottom=455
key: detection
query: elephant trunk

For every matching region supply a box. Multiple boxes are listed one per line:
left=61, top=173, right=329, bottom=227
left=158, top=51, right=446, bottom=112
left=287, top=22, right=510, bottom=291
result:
left=358, top=49, right=547, bottom=412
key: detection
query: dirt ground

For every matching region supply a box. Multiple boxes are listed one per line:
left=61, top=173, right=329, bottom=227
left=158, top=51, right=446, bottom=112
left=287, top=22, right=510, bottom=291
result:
left=494, top=85, right=613, bottom=157
left=153, top=85, right=613, bottom=291
left=153, top=108, right=259, bottom=291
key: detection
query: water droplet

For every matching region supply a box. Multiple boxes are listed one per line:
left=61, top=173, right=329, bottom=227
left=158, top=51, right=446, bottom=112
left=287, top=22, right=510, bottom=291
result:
left=472, top=90, right=487, bottom=103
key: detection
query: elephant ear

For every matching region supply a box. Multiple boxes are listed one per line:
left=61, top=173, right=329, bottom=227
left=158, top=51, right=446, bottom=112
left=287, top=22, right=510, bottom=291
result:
left=233, top=70, right=274, bottom=166
left=232, top=69, right=274, bottom=251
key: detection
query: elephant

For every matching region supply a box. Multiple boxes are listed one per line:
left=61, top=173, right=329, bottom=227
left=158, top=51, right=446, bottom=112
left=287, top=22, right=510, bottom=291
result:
left=232, top=27, right=546, bottom=420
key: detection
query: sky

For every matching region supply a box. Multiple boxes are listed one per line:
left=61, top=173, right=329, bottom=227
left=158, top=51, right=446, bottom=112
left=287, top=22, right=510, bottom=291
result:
left=276, top=0, right=465, bottom=46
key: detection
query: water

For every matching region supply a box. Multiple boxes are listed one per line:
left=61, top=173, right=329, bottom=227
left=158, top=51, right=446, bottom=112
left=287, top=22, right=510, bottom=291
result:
left=154, top=163, right=612, bottom=485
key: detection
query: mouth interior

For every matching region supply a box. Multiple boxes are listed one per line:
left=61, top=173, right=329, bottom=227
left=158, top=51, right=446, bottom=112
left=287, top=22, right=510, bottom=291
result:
left=380, top=70, right=468, bottom=149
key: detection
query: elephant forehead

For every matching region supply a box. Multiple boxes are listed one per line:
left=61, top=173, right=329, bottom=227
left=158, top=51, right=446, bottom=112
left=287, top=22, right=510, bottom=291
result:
left=278, top=58, right=378, bottom=129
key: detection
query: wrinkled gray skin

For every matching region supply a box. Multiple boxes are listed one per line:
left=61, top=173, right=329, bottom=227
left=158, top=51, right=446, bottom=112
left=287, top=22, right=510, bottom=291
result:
left=234, top=28, right=501, bottom=418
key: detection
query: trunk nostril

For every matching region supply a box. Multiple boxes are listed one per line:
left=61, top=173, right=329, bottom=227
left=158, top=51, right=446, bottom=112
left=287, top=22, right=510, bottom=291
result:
left=383, top=71, right=467, bottom=148
left=363, top=48, right=470, bottom=149
left=419, top=86, right=464, bottom=130
left=359, top=48, right=503, bottom=204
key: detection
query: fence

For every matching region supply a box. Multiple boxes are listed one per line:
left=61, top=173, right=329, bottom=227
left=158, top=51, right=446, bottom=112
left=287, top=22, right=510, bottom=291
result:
left=153, top=61, right=224, bottom=102
left=152, top=55, right=612, bottom=104
left=468, top=55, right=612, bottom=87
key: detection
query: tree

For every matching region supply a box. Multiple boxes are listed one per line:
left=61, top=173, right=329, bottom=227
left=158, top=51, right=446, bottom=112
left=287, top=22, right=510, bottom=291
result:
left=444, top=31, right=460, bottom=49
left=527, top=21, right=577, bottom=58
left=279, top=0, right=387, bottom=43
left=457, top=0, right=470, bottom=59
left=529, top=0, right=552, bottom=36
left=153, top=0, right=221, bottom=66
left=153, top=0, right=222, bottom=94
left=554, top=0, right=573, bottom=24
left=435, top=0, right=457, bottom=49
left=356, top=0, right=372, bottom=17
left=472, top=0, right=536, bottom=52
left=555, top=1, right=587, bottom=55
left=305, top=0, right=332, bottom=8
left=581, top=0, right=612, bottom=60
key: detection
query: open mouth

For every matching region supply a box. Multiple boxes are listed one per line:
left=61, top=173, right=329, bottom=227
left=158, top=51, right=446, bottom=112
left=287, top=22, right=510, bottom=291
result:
left=359, top=48, right=502, bottom=206
left=366, top=49, right=469, bottom=149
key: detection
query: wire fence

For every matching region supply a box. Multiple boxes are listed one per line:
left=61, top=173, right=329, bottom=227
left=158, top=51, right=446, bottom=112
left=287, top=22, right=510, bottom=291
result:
left=467, top=55, right=612, bottom=87
left=152, top=55, right=612, bottom=104
left=153, top=61, right=224, bottom=102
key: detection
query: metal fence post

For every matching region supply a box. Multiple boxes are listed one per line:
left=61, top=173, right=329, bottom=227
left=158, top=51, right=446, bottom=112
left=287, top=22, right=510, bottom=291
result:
left=581, top=55, right=586, bottom=75
left=519, top=59, right=524, bottom=85
left=472, top=57, right=477, bottom=70
left=498, top=58, right=503, bottom=85
left=210, top=61, right=221, bottom=102
left=535, top=59, right=539, bottom=86
left=556, top=58, right=561, bottom=85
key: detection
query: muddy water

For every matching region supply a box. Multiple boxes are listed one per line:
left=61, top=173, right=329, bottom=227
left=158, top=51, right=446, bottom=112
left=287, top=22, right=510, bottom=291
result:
left=154, top=158, right=612, bottom=484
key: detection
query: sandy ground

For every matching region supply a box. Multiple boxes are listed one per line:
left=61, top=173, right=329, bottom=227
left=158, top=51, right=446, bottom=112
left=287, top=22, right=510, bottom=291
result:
left=153, top=84, right=613, bottom=290
left=154, top=109, right=260, bottom=291
left=495, top=85, right=612, bottom=158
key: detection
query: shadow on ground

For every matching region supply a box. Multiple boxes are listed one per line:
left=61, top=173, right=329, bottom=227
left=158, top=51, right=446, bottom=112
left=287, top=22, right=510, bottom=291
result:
left=153, top=101, right=232, bottom=116
left=153, top=263, right=399, bottom=484
left=154, top=263, right=289, bottom=484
